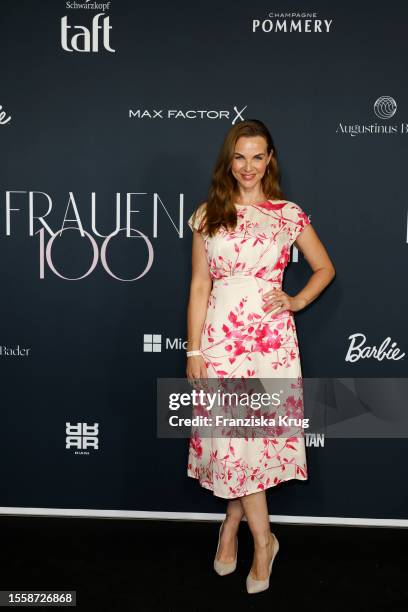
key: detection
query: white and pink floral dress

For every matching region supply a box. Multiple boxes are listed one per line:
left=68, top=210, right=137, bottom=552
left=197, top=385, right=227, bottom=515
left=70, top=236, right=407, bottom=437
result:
left=187, top=199, right=311, bottom=499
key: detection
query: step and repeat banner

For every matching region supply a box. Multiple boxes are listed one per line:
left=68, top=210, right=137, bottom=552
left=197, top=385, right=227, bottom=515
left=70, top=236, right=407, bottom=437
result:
left=1, top=1, right=407, bottom=521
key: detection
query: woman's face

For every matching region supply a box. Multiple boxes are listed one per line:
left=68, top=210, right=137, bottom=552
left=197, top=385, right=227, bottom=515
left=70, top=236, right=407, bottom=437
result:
left=230, top=136, right=272, bottom=192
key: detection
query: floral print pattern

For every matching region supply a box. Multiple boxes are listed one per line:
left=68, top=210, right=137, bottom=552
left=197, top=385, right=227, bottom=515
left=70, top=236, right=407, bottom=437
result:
left=187, top=200, right=311, bottom=498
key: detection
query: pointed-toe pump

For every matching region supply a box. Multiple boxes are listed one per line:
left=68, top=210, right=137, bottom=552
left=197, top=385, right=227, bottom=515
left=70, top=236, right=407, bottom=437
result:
left=246, top=532, right=279, bottom=594
left=213, top=519, right=238, bottom=576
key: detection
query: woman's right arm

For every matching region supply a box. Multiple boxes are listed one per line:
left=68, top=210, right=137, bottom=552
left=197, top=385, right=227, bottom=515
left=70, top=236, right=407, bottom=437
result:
left=186, top=229, right=212, bottom=380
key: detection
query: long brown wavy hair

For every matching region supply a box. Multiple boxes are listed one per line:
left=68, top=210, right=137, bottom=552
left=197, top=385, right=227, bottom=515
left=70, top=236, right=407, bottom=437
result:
left=192, top=119, right=286, bottom=237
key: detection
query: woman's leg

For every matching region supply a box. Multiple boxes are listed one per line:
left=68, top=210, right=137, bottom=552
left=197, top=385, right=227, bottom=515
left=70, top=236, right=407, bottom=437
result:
left=240, top=490, right=275, bottom=580
left=215, top=498, right=245, bottom=562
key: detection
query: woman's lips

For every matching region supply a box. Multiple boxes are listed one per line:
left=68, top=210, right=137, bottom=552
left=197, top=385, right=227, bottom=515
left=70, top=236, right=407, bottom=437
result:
left=242, top=174, right=256, bottom=180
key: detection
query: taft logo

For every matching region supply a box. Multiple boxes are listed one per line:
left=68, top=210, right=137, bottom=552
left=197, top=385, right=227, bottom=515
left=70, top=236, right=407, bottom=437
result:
left=143, top=334, right=188, bottom=352
left=66, top=422, right=99, bottom=452
left=345, top=333, right=405, bottom=363
left=129, top=106, right=247, bottom=124
left=0, top=104, right=11, bottom=125
left=252, top=12, right=333, bottom=33
left=0, top=344, right=31, bottom=356
left=336, top=96, right=408, bottom=137
left=61, top=13, right=115, bottom=53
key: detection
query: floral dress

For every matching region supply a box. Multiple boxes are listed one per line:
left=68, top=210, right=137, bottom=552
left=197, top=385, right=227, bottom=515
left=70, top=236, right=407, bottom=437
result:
left=187, top=199, right=311, bottom=498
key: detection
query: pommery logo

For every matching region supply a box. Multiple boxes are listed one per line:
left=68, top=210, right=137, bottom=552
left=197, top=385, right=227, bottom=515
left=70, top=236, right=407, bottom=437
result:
left=129, top=105, right=247, bottom=124
left=252, top=12, right=333, bottom=33
left=336, top=96, right=408, bottom=137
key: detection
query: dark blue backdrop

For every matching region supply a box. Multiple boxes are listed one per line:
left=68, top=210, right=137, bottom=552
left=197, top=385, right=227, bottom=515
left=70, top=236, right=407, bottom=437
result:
left=1, top=0, right=407, bottom=521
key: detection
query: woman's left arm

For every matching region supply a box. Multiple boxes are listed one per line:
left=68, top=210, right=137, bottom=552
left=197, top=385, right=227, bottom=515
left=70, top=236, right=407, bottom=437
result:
left=291, top=224, right=336, bottom=310
left=262, top=224, right=336, bottom=314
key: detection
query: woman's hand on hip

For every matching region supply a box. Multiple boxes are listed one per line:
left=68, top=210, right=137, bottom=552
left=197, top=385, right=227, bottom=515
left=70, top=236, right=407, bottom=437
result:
left=262, top=288, right=305, bottom=315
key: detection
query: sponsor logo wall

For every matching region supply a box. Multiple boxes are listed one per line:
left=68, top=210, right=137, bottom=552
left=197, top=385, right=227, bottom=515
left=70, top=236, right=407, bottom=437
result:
left=1, top=0, right=407, bottom=522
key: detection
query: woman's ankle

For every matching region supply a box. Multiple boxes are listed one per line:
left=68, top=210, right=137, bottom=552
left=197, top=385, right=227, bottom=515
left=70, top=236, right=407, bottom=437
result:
left=253, top=531, right=273, bottom=549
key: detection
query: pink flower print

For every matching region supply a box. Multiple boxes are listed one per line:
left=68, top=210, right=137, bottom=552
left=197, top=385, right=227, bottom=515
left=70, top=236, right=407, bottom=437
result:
left=297, top=465, right=307, bottom=477
left=269, top=332, right=282, bottom=350
left=295, top=209, right=310, bottom=225
left=255, top=266, right=267, bottom=279
left=247, top=312, right=262, bottom=324
left=253, top=324, right=282, bottom=353
left=187, top=200, right=309, bottom=499
left=232, top=340, right=247, bottom=357
left=273, top=243, right=290, bottom=271
left=189, top=431, right=203, bottom=459
left=227, top=311, right=244, bottom=329
left=253, top=232, right=268, bottom=247
left=258, top=201, right=286, bottom=212
left=222, top=323, right=231, bottom=337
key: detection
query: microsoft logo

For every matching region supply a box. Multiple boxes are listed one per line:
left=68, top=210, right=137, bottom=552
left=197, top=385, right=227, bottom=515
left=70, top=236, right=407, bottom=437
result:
left=143, top=334, right=188, bottom=352
left=143, top=334, right=162, bottom=352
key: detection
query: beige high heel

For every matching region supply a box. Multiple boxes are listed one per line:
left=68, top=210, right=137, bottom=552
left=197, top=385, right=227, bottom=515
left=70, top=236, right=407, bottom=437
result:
left=246, top=532, right=279, bottom=594
left=213, top=519, right=238, bottom=576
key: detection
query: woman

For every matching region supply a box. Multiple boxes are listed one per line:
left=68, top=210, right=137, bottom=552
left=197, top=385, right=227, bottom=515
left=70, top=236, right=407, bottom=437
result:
left=186, top=119, right=335, bottom=594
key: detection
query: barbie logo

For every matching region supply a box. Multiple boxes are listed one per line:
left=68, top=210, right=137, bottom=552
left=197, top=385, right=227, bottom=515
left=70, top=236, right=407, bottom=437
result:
left=345, top=333, right=405, bottom=362
left=0, top=105, right=11, bottom=125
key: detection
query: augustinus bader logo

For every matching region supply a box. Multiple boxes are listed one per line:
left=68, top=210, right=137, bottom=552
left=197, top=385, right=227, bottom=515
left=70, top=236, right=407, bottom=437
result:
left=0, top=344, right=31, bottom=356
left=336, top=96, right=408, bottom=137
left=61, top=7, right=115, bottom=53
left=252, top=12, right=333, bottom=33
left=374, top=96, right=397, bottom=119
left=128, top=105, right=247, bottom=124
left=143, top=334, right=188, bottom=352
left=66, top=422, right=99, bottom=453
